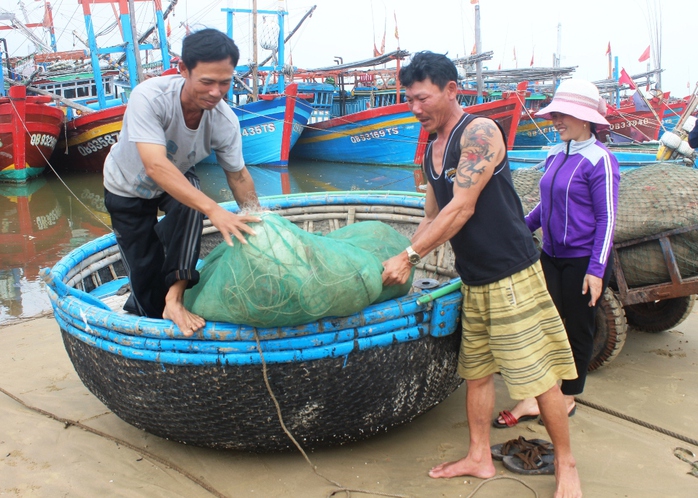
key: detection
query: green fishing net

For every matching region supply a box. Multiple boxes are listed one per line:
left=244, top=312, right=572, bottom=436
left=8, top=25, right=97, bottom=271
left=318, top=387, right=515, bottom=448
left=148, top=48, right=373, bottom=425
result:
left=184, top=212, right=414, bottom=327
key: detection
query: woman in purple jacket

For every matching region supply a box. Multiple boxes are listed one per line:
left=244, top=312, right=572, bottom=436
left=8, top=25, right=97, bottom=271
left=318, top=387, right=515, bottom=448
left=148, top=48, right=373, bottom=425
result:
left=494, top=79, right=620, bottom=428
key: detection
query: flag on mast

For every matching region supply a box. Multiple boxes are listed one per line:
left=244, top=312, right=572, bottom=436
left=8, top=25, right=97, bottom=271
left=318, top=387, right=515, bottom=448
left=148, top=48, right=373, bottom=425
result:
left=394, top=11, right=399, bottom=41
left=638, top=45, right=650, bottom=62
left=619, top=67, right=637, bottom=90
left=380, top=18, right=386, bottom=54
left=605, top=41, right=611, bottom=55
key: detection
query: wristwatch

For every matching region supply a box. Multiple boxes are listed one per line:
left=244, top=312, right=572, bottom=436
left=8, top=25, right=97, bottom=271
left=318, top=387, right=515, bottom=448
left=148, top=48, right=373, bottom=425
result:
left=405, top=246, right=421, bottom=265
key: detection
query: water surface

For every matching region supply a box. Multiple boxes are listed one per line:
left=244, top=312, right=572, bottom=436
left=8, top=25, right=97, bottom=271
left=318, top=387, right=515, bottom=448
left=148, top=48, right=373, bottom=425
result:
left=0, top=160, right=419, bottom=325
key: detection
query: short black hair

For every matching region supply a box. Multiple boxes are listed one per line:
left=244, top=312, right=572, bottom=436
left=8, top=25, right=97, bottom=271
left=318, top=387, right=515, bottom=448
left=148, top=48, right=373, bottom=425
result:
left=399, top=51, right=457, bottom=90
left=181, top=28, right=240, bottom=70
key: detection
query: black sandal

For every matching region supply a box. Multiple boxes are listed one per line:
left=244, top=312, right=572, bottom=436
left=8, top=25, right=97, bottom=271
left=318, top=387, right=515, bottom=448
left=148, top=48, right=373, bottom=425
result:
left=491, top=436, right=553, bottom=461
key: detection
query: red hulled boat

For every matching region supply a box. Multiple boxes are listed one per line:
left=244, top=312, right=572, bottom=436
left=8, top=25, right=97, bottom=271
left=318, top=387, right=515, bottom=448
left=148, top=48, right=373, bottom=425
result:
left=0, top=86, right=64, bottom=183
left=51, top=105, right=126, bottom=173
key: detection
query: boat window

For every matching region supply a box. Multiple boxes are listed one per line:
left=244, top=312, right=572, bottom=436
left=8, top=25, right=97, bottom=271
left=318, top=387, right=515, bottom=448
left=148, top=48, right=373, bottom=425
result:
left=77, top=86, right=88, bottom=97
left=92, top=85, right=97, bottom=96
left=65, top=88, right=76, bottom=99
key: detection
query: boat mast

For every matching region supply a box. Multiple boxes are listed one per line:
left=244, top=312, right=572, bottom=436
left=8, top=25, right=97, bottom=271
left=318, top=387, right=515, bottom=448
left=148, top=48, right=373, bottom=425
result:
left=43, top=1, right=58, bottom=53
left=474, top=2, right=483, bottom=102
left=223, top=1, right=287, bottom=102
left=127, top=0, right=145, bottom=84
left=553, top=22, right=561, bottom=88
left=79, top=0, right=170, bottom=108
left=0, top=8, right=54, bottom=53
left=252, top=0, right=258, bottom=101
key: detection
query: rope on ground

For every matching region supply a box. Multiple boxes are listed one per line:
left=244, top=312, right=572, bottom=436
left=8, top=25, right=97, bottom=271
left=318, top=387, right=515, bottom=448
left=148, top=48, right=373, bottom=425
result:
left=575, top=397, right=698, bottom=447
left=0, top=386, right=227, bottom=498
left=465, top=475, right=539, bottom=498
left=251, top=330, right=410, bottom=498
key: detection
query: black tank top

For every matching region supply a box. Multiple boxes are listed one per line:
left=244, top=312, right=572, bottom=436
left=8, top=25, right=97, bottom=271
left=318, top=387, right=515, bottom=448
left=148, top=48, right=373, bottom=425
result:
left=425, top=113, right=539, bottom=285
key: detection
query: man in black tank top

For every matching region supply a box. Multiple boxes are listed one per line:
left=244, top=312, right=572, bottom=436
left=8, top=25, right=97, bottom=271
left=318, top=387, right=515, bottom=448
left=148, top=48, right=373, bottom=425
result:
left=381, top=52, right=582, bottom=498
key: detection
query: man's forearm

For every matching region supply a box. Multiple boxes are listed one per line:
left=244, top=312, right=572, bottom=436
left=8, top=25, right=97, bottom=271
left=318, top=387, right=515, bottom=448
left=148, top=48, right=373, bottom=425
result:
left=226, top=169, right=259, bottom=208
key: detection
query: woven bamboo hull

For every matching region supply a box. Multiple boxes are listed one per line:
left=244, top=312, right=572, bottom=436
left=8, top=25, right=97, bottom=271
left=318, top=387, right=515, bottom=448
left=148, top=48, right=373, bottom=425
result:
left=62, top=329, right=461, bottom=451
left=43, top=192, right=464, bottom=451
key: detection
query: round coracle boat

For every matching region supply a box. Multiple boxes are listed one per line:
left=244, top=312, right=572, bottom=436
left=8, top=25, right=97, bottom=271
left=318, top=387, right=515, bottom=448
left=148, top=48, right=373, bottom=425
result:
left=42, top=192, right=464, bottom=452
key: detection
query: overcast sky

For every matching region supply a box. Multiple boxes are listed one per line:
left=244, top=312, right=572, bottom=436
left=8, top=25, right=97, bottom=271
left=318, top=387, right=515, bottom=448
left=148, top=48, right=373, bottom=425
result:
left=4, top=0, right=694, bottom=96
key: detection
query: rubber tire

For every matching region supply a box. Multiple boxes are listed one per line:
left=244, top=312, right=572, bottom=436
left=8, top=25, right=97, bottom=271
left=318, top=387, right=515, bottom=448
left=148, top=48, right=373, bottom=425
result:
left=624, top=295, right=696, bottom=333
left=589, top=288, right=628, bottom=372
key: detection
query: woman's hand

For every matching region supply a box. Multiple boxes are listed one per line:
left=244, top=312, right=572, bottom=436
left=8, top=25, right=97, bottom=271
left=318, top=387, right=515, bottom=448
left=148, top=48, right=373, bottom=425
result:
left=582, top=274, right=603, bottom=307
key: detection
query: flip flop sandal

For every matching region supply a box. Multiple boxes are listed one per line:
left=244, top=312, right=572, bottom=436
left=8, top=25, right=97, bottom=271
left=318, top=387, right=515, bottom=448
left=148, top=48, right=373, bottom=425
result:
left=491, top=436, right=554, bottom=461
left=492, top=410, right=538, bottom=428
left=538, top=404, right=577, bottom=425
left=502, top=447, right=556, bottom=475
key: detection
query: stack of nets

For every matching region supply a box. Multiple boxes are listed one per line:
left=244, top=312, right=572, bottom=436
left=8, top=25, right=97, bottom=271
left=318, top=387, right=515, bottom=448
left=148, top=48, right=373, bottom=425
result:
left=511, top=163, right=698, bottom=288
left=511, top=167, right=544, bottom=214
left=614, top=163, right=698, bottom=287
left=184, top=212, right=413, bottom=327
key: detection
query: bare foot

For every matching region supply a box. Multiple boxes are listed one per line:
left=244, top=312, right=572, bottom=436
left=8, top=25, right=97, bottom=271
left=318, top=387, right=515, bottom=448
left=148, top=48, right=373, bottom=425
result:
left=496, top=397, right=540, bottom=425
left=554, top=459, right=583, bottom=498
left=428, top=456, right=496, bottom=479
left=163, top=301, right=205, bottom=337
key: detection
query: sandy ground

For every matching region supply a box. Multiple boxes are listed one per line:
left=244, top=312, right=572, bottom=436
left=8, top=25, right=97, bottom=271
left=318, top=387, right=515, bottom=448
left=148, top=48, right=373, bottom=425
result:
left=1, top=308, right=697, bottom=498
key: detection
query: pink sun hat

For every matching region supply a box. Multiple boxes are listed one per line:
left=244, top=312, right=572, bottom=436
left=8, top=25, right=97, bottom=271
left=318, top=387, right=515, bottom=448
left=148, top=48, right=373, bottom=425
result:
left=536, top=79, right=610, bottom=126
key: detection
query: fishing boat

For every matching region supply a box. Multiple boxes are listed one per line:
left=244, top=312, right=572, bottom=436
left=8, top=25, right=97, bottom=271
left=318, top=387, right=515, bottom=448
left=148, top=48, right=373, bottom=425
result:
left=45, top=0, right=170, bottom=173
left=598, top=90, right=678, bottom=144
left=514, top=91, right=556, bottom=147
left=51, top=105, right=126, bottom=173
left=291, top=77, right=527, bottom=166
left=218, top=4, right=315, bottom=167
left=41, top=191, right=463, bottom=451
left=0, top=85, right=64, bottom=183
left=229, top=84, right=314, bottom=166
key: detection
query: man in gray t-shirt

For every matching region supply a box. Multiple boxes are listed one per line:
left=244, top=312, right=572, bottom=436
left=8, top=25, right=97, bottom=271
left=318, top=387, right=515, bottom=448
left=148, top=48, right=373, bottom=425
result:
left=103, top=28, right=260, bottom=336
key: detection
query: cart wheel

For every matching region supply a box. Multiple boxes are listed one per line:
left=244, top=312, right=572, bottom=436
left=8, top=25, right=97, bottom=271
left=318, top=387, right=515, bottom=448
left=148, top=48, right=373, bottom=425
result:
left=589, top=288, right=628, bottom=372
left=624, top=295, right=696, bottom=333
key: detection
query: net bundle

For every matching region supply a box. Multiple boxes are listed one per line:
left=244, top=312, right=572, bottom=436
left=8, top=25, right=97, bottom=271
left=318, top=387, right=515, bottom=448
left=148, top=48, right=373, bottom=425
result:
left=184, top=212, right=413, bottom=327
left=614, top=163, right=698, bottom=287
left=512, top=163, right=698, bottom=288
left=511, top=166, right=544, bottom=214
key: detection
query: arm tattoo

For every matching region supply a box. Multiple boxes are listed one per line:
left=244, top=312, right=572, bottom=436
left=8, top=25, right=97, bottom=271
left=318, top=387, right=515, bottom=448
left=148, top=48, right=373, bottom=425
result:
left=455, top=121, right=497, bottom=189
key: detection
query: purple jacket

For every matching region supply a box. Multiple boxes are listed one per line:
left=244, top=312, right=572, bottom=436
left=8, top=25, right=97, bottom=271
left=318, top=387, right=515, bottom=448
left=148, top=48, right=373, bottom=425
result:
left=525, top=137, right=620, bottom=278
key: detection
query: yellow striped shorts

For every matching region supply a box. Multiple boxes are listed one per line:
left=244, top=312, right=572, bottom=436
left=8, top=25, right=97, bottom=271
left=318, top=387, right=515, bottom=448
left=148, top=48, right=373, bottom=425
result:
left=457, top=260, right=577, bottom=400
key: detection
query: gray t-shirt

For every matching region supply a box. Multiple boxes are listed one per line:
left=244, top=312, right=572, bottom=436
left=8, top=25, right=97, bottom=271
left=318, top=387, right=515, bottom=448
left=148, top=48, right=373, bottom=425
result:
left=103, top=75, right=244, bottom=199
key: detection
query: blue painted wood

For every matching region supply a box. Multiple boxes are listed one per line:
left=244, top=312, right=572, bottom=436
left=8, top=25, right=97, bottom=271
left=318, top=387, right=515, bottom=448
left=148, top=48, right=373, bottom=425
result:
left=291, top=105, right=421, bottom=166
left=507, top=148, right=697, bottom=171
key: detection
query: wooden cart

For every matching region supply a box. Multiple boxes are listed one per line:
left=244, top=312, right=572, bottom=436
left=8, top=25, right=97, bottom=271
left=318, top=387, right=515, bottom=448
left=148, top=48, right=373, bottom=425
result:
left=590, top=223, right=698, bottom=370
